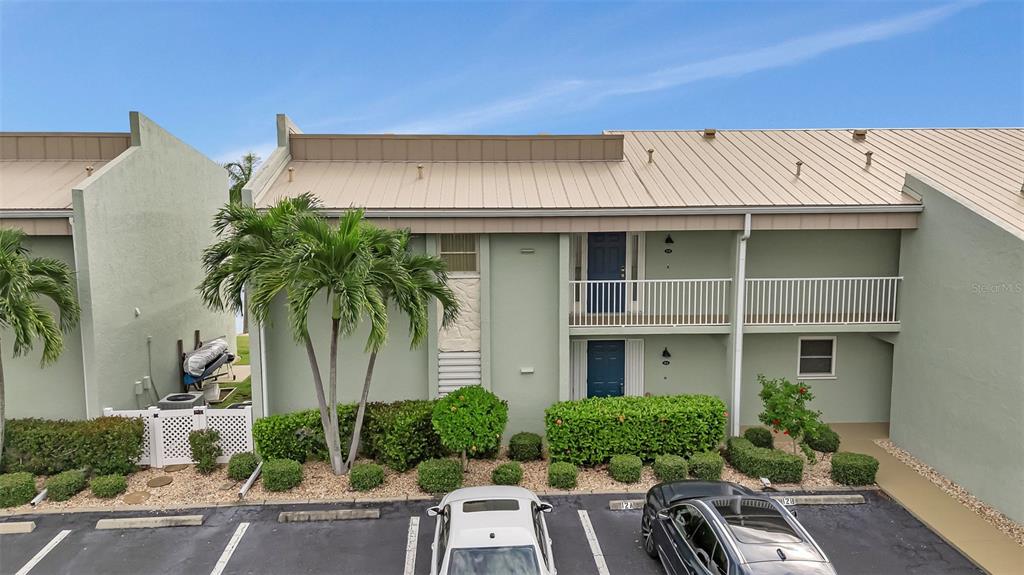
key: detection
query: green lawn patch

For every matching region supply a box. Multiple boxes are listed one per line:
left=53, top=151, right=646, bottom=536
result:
left=235, top=334, right=250, bottom=366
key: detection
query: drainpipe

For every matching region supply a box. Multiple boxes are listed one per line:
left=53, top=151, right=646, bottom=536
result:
left=730, top=213, right=752, bottom=437
left=258, top=323, right=269, bottom=417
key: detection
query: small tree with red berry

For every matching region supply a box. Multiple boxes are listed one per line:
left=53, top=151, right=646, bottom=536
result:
left=757, top=374, right=821, bottom=455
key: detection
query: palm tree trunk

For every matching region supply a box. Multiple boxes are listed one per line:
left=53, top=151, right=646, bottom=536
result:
left=346, top=349, right=377, bottom=469
left=327, top=317, right=344, bottom=474
left=0, top=338, right=5, bottom=467
left=303, top=333, right=345, bottom=475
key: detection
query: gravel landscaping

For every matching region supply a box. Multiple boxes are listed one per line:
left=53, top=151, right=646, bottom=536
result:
left=875, top=439, right=1024, bottom=546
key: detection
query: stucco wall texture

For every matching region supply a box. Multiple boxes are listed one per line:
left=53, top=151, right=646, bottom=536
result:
left=72, top=113, right=235, bottom=415
left=891, top=175, right=1024, bottom=523
left=2, top=236, right=87, bottom=419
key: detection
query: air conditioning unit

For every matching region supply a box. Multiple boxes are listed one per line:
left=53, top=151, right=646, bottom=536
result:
left=158, top=392, right=206, bottom=410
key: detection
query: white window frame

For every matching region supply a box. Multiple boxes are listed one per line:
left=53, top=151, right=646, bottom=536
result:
left=797, top=336, right=837, bottom=379
left=439, top=233, right=479, bottom=277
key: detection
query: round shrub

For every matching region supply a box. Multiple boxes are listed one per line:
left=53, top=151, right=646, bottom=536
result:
left=46, top=470, right=86, bottom=502
left=689, top=451, right=724, bottom=481
left=188, top=429, right=222, bottom=474
left=350, top=463, right=385, bottom=491
left=831, top=452, right=879, bottom=485
left=417, top=458, right=463, bottom=494
left=726, top=437, right=803, bottom=483
left=805, top=423, right=840, bottom=453
left=608, top=454, right=642, bottom=483
left=262, top=459, right=303, bottom=492
left=227, top=452, right=260, bottom=481
left=0, top=472, right=36, bottom=507
left=432, top=386, right=508, bottom=462
left=743, top=427, right=774, bottom=449
left=90, top=474, right=127, bottom=499
left=548, top=462, right=578, bottom=489
left=653, top=454, right=688, bottom=482
left=508, top=432, right=543, bottom=462
left=492, top=462, right=523, bottom=486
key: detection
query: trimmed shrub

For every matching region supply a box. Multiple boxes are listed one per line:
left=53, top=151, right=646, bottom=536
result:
left=227, top=452, right=259, bottom=481
left=0, top=472, right=36, bottom=507
left=492, top=462, right=523, bottom=486
left=363, top=400, right=445, bottom=471
left=545, top=395, right=727, bottom=466
left=653, top=454, right=688, bottom=482
left=262, top=459, right=303, bottom=492
left=548, top=462, right=578, bottom=489
left=90, top=474, right=127, bottom=499
left=417, top=459, right=463, bottom=494
left=743, top=427, right=774, bottom=449
left=831, top=452, right=879, bottom=485
left=432, top=386, right=508, bottom=462
left=189, top=429, right=222, bottom=474
left=508, top=432, right=543, bottom=462
left=689, top=452, right=724, bottom=481
left=46, top=470, right=86, bottom=502
left=1, top=417, right=144, bottom=476
left=726, top=437, right=803, bottom=483
left=350, top=463, right=385, bottom=491
left=608, top=454, right=642, bottom=483
left=804, top=423, right=840, bottom=453
left=253, top=404, right=358, bottom=463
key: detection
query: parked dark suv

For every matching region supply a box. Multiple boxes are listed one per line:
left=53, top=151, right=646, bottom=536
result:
left=641, top=481, right=836, bottom=575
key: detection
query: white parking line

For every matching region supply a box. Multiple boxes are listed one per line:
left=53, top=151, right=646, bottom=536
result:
left=577, top=510, right=610, bottom=575
left=15, top=529, right=72, bottom=575
left=210, top=522, right=249, bottom=575
left=403, top=516, right=420, bottom=575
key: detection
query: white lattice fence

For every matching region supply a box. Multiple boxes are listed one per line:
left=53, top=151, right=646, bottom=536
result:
left=104, top=406, right=254, bottom=468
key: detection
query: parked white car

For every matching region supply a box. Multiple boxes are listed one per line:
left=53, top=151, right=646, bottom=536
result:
left=428, top=486, right=557, bottom=575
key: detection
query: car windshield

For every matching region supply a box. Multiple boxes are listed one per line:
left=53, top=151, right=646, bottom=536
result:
left=447, top=545, right=540, bottom=575
left=713, top=498, right=802, bottom=544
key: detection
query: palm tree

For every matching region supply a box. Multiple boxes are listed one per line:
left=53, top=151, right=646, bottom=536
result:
left=248, top=209, right=386, bottom=475
left=0, top=228, right=81, bottom=459
left=344, top=228, right=459, bottom=470
left=224, top=152, right=261, bottom=205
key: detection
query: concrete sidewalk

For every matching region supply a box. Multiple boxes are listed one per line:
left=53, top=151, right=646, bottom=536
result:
left=833, top=423, right=1024, bottom=575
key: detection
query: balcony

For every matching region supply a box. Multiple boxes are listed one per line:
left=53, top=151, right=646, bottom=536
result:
left=568, top=276, right=902, bottom=331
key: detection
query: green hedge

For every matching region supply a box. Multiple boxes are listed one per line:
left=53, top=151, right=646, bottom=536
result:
left=363, top=400, right=445, bottom=471
left=508, top=432, right=543, bottom=462
left=689, top=452, right=724, bottom=481
left=90, top=474, right=127, bottom=499
left=743, top=427, right=774, bottom=449
left=548, top=462, right=578, bottom=489
left=262, top=459, right=303, bottom=491
left=608, top=454, right=642, bottom=483
left=831, top=452, right=879, bottom=485
left=726, top=437, right=803, bottom=483
left=0, top=472, right=36, bottom=507
left=653, top=454, right=688, bottom=482
left=417, top=459, right=462, bottom=494
left=492, top=462, right=523, bottom=486
left=227, top=452, right=259, bottom=481
left=2, top=417, right=144, bottom=475
left=46, top=470, right=86, bottom=502
left=349, top=463, right=385, bottom=491
left=805, top=424, right=840, bottom=453
left=253, top=404, right=357, bottom=462
left=545, top=395, right=727, bottom=466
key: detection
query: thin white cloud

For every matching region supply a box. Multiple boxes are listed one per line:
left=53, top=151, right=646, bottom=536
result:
left=386, top=2, right=974, bottom=133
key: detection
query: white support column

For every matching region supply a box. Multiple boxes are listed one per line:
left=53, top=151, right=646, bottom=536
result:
left=558, top=234, right=571, bottom=401
left=730, top=214, right=751, bottom=436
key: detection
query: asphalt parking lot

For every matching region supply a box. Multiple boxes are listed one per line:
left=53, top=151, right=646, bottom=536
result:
left=0, top=491, right=980, bottom=575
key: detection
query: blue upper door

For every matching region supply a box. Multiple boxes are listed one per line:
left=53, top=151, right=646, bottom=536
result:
left=587, top=232, right=627, bottom=313
left=587, top=340, right=625, bottom=397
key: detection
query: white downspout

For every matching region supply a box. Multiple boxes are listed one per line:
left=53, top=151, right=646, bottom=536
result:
left=258, top=323, right=269, bottom=418
left=731, top=213, right=751, bottom=437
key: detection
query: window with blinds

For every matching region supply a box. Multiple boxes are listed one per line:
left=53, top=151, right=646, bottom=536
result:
left=439, top=234, right=478, bottom=273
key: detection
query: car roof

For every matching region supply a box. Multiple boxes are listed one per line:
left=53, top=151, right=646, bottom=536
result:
left=696, top=496, right=829, bottom=566
left=441, top=487, right=543, bottom=550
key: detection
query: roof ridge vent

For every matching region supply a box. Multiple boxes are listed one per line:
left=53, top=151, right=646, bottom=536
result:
left=853, top=129, right=868, bottom=140
left=702, top=128, right=717, bottom=139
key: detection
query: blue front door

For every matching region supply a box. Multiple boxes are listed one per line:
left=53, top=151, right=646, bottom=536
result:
left=587, top=340, right=625, bottom=397
left=587, top=232, right=626, bottom=313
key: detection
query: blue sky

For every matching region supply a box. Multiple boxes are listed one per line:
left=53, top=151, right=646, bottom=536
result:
left=1, top=1, right=1021, bottom=162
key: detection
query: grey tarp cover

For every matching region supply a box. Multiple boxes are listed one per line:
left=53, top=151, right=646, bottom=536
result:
left=184, top=338, right=229, bottom=377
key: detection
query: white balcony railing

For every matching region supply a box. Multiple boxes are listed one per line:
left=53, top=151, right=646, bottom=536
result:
left=569, top=279, right=733, bottom=327
left=745, top=277, right=902, bottom=325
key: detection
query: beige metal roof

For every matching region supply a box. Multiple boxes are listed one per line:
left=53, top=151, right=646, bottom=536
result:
left=0, top=133, right=131, bottom=211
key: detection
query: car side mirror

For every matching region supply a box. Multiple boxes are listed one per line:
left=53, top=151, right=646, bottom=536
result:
left=657, top=510, right=671, bottom=521
left=427, top=506, right=441, bottom=517
left=538, top=502, right=553, bottom=513
left=790, top=509, right=798, bottom=518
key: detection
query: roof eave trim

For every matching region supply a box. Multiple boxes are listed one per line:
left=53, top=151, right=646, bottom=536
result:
left=315, top=204, right=924, bottom=218
left=0, top=209, right=74, bottom=218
